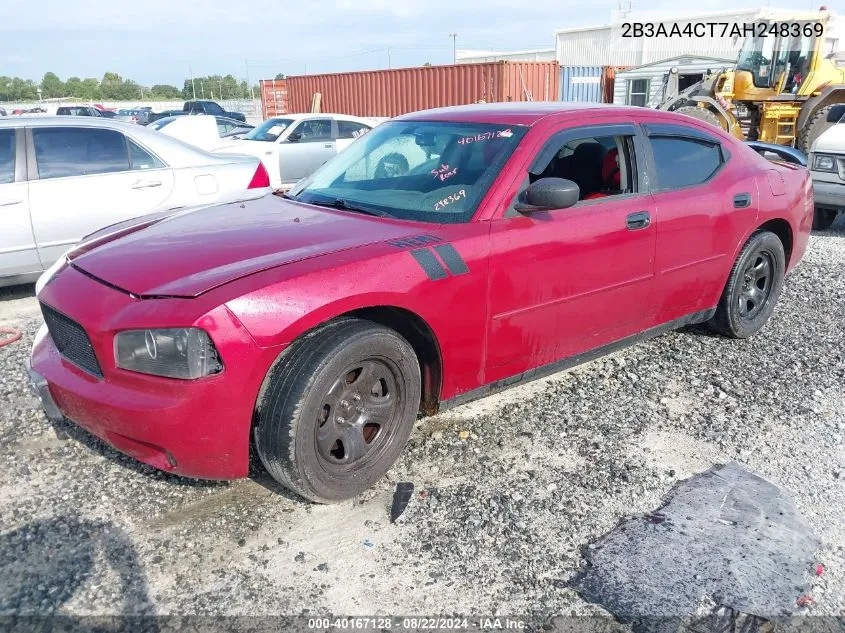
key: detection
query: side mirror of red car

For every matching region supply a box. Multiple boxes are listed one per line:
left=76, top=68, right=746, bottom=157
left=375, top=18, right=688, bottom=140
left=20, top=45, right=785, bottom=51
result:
left=515, top=177, right=580, bottom=214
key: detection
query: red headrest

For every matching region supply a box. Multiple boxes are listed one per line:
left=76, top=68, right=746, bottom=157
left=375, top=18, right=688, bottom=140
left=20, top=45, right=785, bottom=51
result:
left=602, top=148, right=620, bottom=188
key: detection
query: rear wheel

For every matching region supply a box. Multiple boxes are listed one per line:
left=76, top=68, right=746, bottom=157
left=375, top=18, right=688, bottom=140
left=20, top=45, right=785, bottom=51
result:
left=710, top=231, right=785, bottom=339
left=254, top=318, right=421, bottom=503
left=796, top=104, right=838, bottom=154
left=813, top=208, right=838, bottom=231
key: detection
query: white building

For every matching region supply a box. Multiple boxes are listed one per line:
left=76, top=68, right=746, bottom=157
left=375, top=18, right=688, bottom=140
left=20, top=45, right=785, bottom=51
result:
left=456, top=48, right=556, bottom=64
left=554, top=7, right=840, bottom=67
left=613, top=55, right=735, bottom=107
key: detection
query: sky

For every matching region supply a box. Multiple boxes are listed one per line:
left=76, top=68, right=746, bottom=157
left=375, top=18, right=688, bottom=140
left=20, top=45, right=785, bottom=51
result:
left=1, top=0, right=840, bottom=86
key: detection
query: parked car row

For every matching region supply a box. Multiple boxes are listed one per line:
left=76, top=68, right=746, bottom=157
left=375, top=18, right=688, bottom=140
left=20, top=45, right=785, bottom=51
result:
left=0, top=117, right=271, bottom=286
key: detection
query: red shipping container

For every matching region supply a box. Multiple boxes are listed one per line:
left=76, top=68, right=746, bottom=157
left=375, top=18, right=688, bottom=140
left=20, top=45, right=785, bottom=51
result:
left=285, top=62, right=560, bottom=118
left=259, top=79, right=289, bottom=118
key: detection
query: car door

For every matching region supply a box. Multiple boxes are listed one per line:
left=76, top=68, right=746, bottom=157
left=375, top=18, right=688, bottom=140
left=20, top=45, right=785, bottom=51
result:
left=27, top=126, right=175, bottom=266
left=640, top=122, right=759, bottom=323
left=0, top=127, right=40, bottom=278
left=335, top=119, right=372, bottom=153
left=278, top=118, right=336, bottom=185
left=485, top=121, right=657, bottom=382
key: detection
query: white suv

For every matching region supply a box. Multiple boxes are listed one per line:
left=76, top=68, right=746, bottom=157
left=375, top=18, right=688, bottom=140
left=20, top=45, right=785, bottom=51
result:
left=809, top=104, right=845, bottom=230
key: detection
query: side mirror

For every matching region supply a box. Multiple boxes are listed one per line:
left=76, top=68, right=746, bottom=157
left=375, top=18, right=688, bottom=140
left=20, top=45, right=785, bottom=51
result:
left=287, top=132, right=302, bottom=143
left=515, top=177, right=580, bottom=213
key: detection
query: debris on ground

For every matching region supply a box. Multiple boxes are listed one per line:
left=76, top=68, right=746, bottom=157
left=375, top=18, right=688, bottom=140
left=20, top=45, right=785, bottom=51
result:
left=390, top=482, right=414, bottom=523
left=573, top=462, right=821, bottom=621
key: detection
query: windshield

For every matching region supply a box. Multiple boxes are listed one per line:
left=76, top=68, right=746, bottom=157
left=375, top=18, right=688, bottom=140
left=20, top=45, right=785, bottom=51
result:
left=736, top=21, right=822, bottom=89
left=245, top=118, right=295, bottom=142
left=147, top=117, right=178, bottom=130
left=289, top=120, right=527, bottom=224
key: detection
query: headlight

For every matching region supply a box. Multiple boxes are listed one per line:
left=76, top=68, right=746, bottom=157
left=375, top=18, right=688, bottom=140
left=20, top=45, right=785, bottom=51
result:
left=812, top=154, right=837, bottom=172
left=114, top=328, right=223, bottom=379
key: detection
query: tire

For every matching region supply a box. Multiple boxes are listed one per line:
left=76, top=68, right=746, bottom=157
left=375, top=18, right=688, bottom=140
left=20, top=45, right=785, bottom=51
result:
left=254, top=318, right=421, bottom=503
left=675, top=105, right=727, bottom=131
left=796, top=104, right=838, bottom=154
left=710, top=231, right=786, bottom=339
left=813, top=207, right=838, bottom=231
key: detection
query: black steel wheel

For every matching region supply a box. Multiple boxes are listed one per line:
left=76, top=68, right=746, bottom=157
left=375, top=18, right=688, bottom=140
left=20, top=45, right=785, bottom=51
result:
left=254, top=318, right=420, bottom=503
left=710, top=230, right=786, bottom=339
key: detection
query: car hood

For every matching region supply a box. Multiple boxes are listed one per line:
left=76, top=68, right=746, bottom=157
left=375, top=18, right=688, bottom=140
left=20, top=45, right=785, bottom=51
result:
left=68, top=195, right=423, bottom=298
left=213, top=139, right=277, bottom=157
left=813, top=124, right=845, bottom=154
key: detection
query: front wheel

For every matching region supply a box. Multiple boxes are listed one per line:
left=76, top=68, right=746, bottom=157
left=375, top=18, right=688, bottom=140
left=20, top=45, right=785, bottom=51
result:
left=709, top=231, right=786, bottom=339
left=813, top=208, right=838, bottom=231
left=254, top=318, right=421, bottom=503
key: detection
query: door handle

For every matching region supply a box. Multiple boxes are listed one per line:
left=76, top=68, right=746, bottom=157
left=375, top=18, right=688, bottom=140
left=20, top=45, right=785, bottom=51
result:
left=0, top=198, right=21, bottom=207
left=131, top=180, right=162, bottom=189
left=324, top=144, right=333, bottom=149
left=733, top=193, right=752, bottom=208
left=626, top=211, right=651, bottom=230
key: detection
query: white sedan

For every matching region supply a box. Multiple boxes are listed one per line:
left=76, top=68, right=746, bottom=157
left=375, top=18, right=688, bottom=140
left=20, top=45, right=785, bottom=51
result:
left=212, top=113, right=377, bottom=190
left=0, top=116, right=271, bottom=287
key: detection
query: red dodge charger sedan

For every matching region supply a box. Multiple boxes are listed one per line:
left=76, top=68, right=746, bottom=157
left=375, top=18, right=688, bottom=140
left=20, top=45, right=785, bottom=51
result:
left=27, top=103, right=812, bottom=502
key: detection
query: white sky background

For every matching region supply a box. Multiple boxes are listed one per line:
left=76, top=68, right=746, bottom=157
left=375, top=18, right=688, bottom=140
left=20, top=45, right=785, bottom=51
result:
left=0, top=0, right=839, bottom=85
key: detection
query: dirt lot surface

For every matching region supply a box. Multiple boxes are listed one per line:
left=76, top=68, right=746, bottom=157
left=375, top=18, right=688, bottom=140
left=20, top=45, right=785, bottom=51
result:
left=1, top=222, right=843, bottom=628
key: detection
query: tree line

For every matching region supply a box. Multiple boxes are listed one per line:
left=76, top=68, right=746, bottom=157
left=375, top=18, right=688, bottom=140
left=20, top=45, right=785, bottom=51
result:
left=1, top=72, right=262, bottom=103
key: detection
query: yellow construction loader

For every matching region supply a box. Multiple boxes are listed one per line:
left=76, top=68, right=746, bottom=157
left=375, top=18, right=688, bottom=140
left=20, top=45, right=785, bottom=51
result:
left=658, top=10, right=845, bottom=153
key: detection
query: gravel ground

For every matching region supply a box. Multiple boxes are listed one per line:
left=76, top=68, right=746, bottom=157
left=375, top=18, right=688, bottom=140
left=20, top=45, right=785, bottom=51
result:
left=1, top=221, right=843, bottom=627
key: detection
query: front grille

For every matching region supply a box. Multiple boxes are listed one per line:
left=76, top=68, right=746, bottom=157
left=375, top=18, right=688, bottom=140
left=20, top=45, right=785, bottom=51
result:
left=40, top=303, right=103, bottom=377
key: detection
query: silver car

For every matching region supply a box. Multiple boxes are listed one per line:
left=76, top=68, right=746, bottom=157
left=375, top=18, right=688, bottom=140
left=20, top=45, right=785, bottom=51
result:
left=0, top=117, right=271, bottom=287
left=212, top=113, right=376, bottom=190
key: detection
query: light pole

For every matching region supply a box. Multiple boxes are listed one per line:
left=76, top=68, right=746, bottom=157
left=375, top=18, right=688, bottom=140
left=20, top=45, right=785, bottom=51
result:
left=449, top=33, right=458, bottom=64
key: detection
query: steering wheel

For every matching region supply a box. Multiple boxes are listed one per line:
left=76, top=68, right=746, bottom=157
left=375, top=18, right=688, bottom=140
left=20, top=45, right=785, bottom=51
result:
left=375, top=153, right=410, bottom=179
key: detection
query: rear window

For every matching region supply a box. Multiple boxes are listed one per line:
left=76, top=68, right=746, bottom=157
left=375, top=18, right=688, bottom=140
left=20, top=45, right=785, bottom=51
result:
left=0, top=129, right=14, bottom=184
left=649, top=136, right=723, bottom=190
left=33, top=127, right=130, bottom=179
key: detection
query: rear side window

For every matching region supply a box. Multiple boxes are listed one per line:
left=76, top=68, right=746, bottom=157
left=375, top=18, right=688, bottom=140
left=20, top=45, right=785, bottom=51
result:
left=128, top=139, right=165, bottom=170
left=337, top=121, right=372, bottom=139
left=649, top=136, right=723, bottom=190
left=0, top=130, right=15, bottom=184
left=33, top=128, right=131, bottom=179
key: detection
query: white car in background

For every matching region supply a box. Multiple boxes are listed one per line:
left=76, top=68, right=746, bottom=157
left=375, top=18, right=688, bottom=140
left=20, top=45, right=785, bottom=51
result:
left=212, top=113, right=377, bottom=190
left=0, top=117, right=271, bottom=287
left=148, top=115, right=254, bottom=151
left=809, top=104, right=845, bottom=230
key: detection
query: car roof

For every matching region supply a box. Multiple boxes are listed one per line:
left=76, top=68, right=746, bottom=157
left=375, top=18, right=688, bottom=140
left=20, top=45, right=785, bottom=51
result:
left=394, top=102, right=658, bottom=126
left=0, top=116, right=144, bottom=130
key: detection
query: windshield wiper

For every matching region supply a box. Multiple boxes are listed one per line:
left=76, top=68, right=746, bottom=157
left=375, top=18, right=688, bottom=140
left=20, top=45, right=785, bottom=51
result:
left=308, top=198, right=393, bottom=218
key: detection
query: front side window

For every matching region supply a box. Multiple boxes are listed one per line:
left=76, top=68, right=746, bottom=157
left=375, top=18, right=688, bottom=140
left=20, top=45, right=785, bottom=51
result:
left=244, top=117, right=295, bottom=142
left=627, top=79, right=650, bottom=107
left=649, top=136, right=723, bottom=190
left=0, top=130, right=15, bottom=184
left=33, top=127, right=130, bottom=179
left=529, top=134, right=636, bottom=203
left=292, top=119, right=333, bottom=142
left=290, top=120, right=527, bottom=224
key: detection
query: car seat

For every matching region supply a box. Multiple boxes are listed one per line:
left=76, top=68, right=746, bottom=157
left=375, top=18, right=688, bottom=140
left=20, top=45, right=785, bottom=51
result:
left=568, top=142, right=605, bottom=199
left=583, top=148, right=621, bottom=200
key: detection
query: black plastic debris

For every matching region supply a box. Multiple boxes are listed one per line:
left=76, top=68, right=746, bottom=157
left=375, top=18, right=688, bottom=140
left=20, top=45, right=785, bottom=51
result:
left=390, top=482, right=414, bottom=523
left=573, top=462, right=821, bottom=625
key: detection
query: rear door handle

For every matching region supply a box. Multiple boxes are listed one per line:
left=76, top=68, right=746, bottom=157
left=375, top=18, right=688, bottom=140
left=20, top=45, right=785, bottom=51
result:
left=626, top=211, right=651, bottom=230
left=734, top=193, right=752, bottom=208
left=131, top=180, right=162, bottom=189
left=324, top=144, right=333, bottom=149
left=0, top=198, right=21, bottom=207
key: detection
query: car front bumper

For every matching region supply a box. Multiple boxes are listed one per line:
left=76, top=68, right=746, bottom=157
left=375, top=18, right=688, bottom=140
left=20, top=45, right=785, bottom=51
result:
left=812, top=178, right=845, bottom=211
left=29, top=267, right=283, bottom=480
